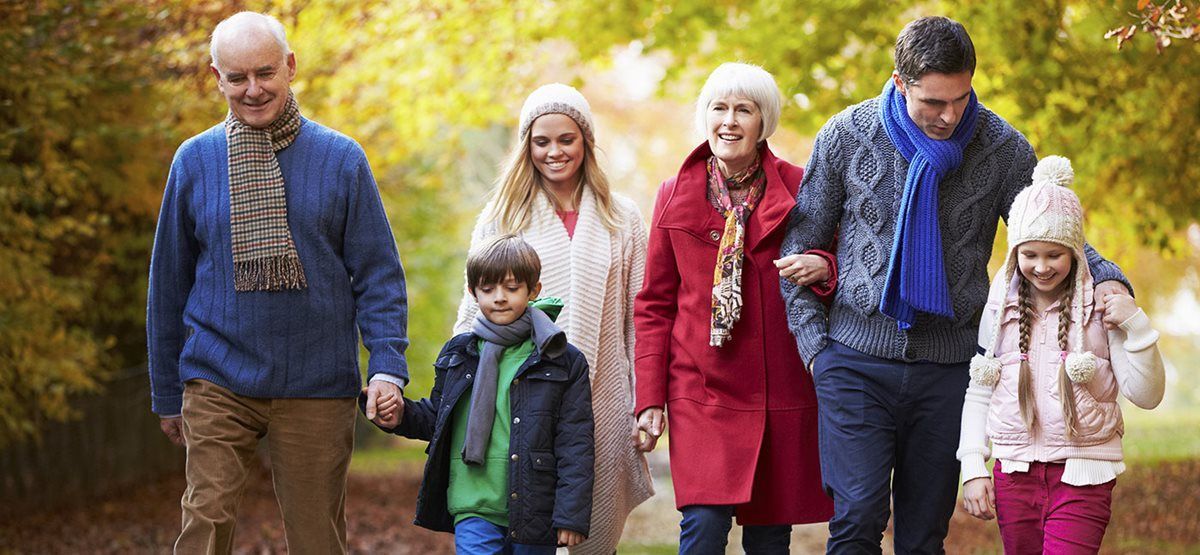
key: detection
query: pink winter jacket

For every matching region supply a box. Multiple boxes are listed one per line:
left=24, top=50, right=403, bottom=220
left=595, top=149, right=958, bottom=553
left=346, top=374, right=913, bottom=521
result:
left=984, top=298, right=1124, bottom=463
left=958, top=286, right=1166, bottom=484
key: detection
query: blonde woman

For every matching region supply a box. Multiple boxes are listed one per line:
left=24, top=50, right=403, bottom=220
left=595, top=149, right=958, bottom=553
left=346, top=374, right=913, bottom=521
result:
left=454, top=83, right=653, bottom=553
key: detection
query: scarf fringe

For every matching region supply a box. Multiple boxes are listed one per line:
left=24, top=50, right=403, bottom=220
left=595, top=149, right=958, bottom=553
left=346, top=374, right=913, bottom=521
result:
left=227, top=93, right=307, bottom=293
left=234, top=256, right=308, bottom=292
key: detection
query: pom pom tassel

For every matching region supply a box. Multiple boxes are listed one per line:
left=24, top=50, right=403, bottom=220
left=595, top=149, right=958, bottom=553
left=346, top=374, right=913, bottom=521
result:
left=1065, top=352, right=1097, bottom=383
left=970, top=354, right=1002, bottom=386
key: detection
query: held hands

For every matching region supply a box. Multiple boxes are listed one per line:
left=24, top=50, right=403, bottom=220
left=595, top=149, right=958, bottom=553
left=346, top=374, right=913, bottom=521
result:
left=1095, top=281, right=1134, bottom=330
left=635, top=407, right=665, bottom=452
left=159, top=416, right=185, bottom=446
left=557, top=529, right=585, bottom=547
left=363, top=381, right=404, bottom=429
left=962, top=477, right=996, bottom=520
left=773, top=254, right=829, bottom=286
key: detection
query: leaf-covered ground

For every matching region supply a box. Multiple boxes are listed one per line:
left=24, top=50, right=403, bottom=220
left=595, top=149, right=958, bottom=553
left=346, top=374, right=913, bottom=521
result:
left=2, top=458, right=1197, bottom=553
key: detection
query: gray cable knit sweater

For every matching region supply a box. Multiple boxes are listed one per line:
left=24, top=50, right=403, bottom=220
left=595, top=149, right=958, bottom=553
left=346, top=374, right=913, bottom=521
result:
left=781, top=97, right=1129, bottom=365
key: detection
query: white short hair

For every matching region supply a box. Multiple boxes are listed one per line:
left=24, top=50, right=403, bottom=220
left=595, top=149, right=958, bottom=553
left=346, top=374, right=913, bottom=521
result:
left=210, top=12, right=290, bottom=69
left=694, top=62, right=782, bottom=143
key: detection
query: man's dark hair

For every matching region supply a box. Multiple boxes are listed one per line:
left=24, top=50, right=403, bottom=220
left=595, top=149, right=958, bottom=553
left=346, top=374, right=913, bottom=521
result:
left=894, top=16, right=976, bottom=84
left=466, top=234, right=541, bottom=293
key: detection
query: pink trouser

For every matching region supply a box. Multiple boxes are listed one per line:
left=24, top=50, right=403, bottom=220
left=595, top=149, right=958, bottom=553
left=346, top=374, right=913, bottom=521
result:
left=993, top=460, right=1115, bottom=555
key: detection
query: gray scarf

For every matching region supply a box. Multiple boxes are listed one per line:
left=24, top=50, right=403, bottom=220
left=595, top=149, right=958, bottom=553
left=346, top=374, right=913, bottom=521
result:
left=464, top=306, right=566, bottom=465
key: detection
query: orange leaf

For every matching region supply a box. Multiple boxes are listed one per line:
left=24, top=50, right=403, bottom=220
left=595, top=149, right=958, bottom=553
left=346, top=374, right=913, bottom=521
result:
left=1138, top=0, right=1151, bottom=10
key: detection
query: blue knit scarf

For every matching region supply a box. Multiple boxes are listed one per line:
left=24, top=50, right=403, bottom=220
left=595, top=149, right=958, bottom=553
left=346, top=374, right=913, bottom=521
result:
left=878, top=78, right=979, bottom=330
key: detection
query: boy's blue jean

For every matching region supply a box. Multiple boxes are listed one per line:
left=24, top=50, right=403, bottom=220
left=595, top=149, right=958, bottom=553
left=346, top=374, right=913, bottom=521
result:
left=454, top=517, right=557, bottom=555
left=679, top=505, right=791, bottom=554
left=812, top=340, right=970, bottom=554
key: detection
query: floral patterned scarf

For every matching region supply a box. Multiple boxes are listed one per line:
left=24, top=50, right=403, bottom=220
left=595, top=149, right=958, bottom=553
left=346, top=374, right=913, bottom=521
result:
left=707, top=154, right=765, bottom=347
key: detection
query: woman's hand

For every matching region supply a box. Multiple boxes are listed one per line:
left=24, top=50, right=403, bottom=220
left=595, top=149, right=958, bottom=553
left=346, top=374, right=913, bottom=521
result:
left=635, top=407, right=666, bottom=452
left=962, top=477, right=996, bottom=520
left=774, top=253, right=829, bottom=286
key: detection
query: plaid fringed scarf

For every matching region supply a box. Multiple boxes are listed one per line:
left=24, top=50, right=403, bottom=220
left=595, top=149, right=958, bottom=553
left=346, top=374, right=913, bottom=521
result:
left=707, top=154, right=765, bottom=347
left=226, top=93, right=307, bottom=292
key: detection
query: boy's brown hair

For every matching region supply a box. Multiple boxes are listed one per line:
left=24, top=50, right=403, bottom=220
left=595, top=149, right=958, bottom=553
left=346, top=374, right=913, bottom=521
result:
left=466, top=234, right=541, bottom=293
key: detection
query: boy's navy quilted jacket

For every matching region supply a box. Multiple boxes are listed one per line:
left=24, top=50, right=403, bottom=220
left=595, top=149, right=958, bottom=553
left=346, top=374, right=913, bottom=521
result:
left=376, top=322, right=594, bottom=545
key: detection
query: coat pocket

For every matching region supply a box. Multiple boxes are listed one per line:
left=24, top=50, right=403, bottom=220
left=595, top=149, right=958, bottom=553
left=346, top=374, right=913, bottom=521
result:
left=528, top=450, right=558, bottom=515
left=523, top=366, right=569, bottom=415
left=531, top=450, right=556, bottom=471
left=525, top=367, right=569, bottom=382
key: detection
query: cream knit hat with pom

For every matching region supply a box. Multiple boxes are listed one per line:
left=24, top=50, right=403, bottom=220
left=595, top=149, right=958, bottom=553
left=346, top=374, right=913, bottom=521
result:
left=970, top=155, right=1098, bottom=386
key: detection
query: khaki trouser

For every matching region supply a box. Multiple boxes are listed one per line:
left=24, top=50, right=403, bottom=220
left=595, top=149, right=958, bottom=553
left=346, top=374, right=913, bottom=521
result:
left=176, top=379, right=356, bottom=555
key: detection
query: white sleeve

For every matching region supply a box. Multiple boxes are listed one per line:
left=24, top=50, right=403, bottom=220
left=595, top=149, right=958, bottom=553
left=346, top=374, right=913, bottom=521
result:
left=957, top=380, right=995, bottom=482
left=957, top=306, right=997, bottom=483
left=1106, top=308, right=1166, bottom=410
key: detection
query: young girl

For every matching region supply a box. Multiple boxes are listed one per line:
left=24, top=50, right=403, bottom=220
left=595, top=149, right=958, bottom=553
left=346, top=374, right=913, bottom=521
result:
left=957, top=155, right=1166, bottom=553
left=454, top=83, right=653, bottom=554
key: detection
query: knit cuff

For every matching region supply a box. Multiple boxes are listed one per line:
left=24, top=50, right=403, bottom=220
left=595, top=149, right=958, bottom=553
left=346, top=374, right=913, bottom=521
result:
left=1118, top=309, right=1159, bottom=351
left=1092, top=273, right=1134, bottom=298
left=151, top=393, right=183, bottom=417
left=960, top=454, right=990, bottom=484
left=367, top=354, right=409, bottom=387
left=793, top=323, right=828, bottom=367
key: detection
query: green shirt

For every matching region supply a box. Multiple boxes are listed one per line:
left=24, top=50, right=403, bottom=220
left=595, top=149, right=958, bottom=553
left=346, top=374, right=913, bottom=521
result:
left=446, top=342, right=533, bottom=527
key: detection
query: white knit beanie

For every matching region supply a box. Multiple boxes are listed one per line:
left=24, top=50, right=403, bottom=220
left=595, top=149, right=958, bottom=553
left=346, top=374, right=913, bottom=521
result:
left=518, top=83, right=595, bottom=143
left=971, top=155, right=1098, bottom=386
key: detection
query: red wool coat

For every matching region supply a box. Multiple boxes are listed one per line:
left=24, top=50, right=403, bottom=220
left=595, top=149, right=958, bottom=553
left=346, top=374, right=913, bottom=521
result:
left=634, top=142, right=835, bottom=525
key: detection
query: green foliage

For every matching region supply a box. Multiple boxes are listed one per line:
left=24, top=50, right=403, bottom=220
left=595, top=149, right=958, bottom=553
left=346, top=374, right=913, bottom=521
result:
left=0, top=0, right=223, bottom=445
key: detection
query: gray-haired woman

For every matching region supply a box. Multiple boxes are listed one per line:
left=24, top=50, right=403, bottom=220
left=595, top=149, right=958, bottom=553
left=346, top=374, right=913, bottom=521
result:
left=633, top=62, right=834, bottom=553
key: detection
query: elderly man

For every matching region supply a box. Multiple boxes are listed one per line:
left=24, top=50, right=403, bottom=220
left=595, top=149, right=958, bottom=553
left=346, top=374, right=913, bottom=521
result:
left=780, top=16, right=1131, bottom=554
left=147, top=11, right=407, bottom=553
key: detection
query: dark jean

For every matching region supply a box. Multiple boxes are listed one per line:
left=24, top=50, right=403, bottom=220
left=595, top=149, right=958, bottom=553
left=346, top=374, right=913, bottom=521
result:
left=454, top=517, right=556, bottom=555
left=679, top=505, right=791, bottom=555
left=812, top=340, right=970, bottom=554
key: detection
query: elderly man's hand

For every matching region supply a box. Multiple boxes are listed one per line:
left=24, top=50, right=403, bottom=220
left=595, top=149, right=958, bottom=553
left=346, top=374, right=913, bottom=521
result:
left=1094, top=280, right=1132, bottom=329
left=364, top=380, right=404, bottom=428
left=160, top=416, right=185, bottom=447
left=774, top=253, right=830, bottom=287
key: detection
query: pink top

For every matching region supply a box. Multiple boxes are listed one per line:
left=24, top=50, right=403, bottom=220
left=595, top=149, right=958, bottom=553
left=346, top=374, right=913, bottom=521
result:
left=556, top=210, right=578, bottom=239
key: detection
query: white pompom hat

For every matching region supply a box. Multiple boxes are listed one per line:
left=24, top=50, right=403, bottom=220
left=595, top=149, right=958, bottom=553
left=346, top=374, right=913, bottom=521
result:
left=970, top=155, right=1098, bottom=385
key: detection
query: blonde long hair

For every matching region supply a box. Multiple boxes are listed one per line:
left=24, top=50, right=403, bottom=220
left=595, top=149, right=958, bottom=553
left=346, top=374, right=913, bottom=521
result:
left=483, top=126, right=622, bottom=235
left=1015, top=266, right=1080, bottom=438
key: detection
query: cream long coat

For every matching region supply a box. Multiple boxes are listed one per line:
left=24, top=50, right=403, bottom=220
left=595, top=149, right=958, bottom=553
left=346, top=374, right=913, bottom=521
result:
left=455, top=189, right=654, bottom=553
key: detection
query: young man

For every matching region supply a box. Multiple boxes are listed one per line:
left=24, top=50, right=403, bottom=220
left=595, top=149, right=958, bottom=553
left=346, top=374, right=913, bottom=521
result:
left=780, top=16, right=1131, bottom=554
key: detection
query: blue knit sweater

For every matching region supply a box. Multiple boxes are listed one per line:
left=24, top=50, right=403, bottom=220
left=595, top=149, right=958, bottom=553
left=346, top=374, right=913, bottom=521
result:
left=147, top=118, right=409, bottom=416
left=781, top=98, right=1130, bottom=365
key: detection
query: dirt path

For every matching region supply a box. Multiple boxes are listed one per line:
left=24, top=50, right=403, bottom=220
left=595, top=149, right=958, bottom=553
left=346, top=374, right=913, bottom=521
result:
left=2, top=456, right=1196, bottom=553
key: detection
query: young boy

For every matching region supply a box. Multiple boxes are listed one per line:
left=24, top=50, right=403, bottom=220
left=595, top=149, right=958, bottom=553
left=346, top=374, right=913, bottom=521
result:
left=366, top=234, right=594, bottom=553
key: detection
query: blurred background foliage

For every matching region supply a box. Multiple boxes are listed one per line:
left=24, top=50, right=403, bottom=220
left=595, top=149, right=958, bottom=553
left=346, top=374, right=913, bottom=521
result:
left=1, top=0, right=1196, bottom=446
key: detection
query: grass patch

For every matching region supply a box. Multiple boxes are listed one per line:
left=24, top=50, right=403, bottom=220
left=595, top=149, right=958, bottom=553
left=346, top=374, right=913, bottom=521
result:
left=1122, top=409, right=1200, bottom=464
left=614, top=543, right=682, bottom=555
left=350, top=439, right=429, bottom=475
